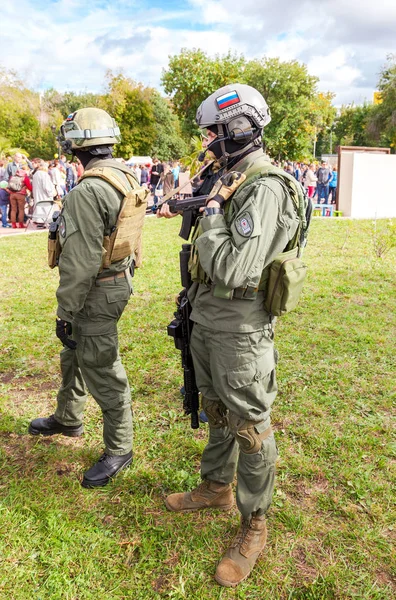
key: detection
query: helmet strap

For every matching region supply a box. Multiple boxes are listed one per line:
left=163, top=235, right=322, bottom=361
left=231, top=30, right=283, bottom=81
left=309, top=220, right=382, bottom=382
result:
left=207, top=123, right=262, bottom=167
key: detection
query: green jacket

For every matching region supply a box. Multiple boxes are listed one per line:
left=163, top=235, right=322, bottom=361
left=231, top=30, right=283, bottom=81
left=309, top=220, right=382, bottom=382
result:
left=189, top=150, right=300, bottom=332
left=56, top=157, right=135, bottom=321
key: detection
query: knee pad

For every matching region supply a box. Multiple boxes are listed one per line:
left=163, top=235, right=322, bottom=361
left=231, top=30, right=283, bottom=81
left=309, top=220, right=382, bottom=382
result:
left=229, top=411, right=272, bottom=454
left=202, top=397, right=228, bottom=429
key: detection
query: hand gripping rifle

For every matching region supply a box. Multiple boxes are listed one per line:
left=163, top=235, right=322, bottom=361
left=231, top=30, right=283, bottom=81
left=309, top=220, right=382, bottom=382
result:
left=167, top=244, right=200, bottom=429
left=165, top=195, right=207, bottom=240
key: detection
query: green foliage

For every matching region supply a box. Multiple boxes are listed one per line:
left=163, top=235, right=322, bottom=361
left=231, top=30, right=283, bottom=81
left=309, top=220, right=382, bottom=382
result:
left=244, top=58, right=336, bottom=159
left=0, top=66, right=187, bottom=161
left=0, top=136, right=28, bottom=159
left=162, top=48, right=246, bottom=138
left=149, top=91, right=188, bottom=161
left=162, top=51, right=336, bottom=160
left=332, top=104, right=375, bottom=149
left=102, top=73, right=157, bottom=157
left=42, top=88, right=103, bottom=119
left=179, top=136, right=205, bottom=176
left=367, top=54, right=396, bottom=151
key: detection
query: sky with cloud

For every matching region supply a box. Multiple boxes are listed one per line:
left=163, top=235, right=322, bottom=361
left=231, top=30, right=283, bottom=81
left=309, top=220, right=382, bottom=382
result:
left=1, top=0, right=395, bottom=106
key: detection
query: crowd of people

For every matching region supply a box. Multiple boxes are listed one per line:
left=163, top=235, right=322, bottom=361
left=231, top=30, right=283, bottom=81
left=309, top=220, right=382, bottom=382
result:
left=276, top=159, right=338, bottom=204
left=0, top=152, right=338, bottom=230
left=0, top=152, right=83, bottom=228
left=0, top=153, right=187, bottom=228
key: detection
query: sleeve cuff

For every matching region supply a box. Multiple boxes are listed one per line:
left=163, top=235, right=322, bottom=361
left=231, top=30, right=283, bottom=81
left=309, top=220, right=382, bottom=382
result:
left=57, top=306, right=73, bottom=322
left=200, top=214, right=227, bottom=233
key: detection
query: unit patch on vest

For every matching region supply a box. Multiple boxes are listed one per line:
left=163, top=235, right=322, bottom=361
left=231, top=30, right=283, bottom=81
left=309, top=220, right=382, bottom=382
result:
left=235, top=212, right=253, bottom=237
left=59, top=216, right=66, bottom=238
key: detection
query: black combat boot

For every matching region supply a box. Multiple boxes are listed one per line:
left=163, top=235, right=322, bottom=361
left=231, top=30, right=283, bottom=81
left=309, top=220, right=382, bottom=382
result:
left=81, top=451, right=133, bottom=488
left=28, top=414, right=84, bottom=437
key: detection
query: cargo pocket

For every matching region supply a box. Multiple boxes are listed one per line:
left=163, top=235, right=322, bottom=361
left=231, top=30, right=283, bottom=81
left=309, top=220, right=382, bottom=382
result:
left=227, top=347, right=275, bottom=390
left=226, top=347, right=277, bottom=411
left=82, top=333, right=118, bottom=368
left=105, top=287, right=131, bottom=320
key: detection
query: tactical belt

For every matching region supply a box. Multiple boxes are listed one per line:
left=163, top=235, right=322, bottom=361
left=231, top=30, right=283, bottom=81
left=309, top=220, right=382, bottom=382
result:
left=232, top=286, right=260, bottom=300
left=96, top=270, right=127, bottom=284
left=210, top=282, right=262, bottom=300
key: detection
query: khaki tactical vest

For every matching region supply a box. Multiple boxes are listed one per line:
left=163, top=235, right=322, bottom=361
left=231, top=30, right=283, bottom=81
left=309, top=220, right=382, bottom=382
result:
left=80, top=166, right=149, bottom=269
left=48, top=166, right=149, bottom=271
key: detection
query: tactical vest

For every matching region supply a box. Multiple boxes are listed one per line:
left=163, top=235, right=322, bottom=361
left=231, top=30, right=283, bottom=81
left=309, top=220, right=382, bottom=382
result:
left=80, top=166, right=149, bottom=269
left=48, top=165, right=149, bottom=271
left=189, top=157, right=311, bottom=317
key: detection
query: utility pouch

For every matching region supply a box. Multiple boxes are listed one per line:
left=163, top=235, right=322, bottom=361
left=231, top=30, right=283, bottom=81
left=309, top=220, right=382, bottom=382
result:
left=188, top=219, right=210, bottom=284
left=47, top=211, right=61, bottom=269
left=264, top=247, right=307, bottom=317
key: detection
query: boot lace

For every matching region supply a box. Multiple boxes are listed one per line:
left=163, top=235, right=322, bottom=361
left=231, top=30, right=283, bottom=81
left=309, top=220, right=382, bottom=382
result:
left=98, top=453, right=110, bottom=463
left=194, top=480, right=210, bottom=494
left=231, top=519, right=250, bottom=549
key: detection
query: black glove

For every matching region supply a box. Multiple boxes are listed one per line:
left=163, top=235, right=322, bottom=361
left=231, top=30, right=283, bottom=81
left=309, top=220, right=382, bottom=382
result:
left=56, top=318, right=77, bottom=350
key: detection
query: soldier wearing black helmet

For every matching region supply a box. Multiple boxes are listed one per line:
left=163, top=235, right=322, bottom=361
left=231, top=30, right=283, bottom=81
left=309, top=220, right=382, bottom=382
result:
left=29, top=108, right=148, bottom=489
left=160, top=84, right=304, bottom=587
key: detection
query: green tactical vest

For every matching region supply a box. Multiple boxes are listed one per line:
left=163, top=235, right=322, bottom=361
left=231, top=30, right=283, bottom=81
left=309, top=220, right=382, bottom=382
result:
left=189, top=156, right=310, bottom=316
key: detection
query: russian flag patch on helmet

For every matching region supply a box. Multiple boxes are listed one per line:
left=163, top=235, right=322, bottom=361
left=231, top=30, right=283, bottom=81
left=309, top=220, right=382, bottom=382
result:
left=216, top=90, right=240, bottom=110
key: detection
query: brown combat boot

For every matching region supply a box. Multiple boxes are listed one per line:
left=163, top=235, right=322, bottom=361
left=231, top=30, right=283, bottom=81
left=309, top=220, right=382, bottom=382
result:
left=215, top=515, right=267, bottom=587
left=165, top=480, right=234, bottom=512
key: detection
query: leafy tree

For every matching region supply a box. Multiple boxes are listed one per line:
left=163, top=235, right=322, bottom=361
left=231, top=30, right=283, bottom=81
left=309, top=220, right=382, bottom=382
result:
left=244, top=58, right=335, bottom=160
left=162, top=49, right=245, bottom=137
left=162, top=52, right=335, bottom=160
left=102, top=73, right=156, bottom=158
left=0, top=68, right=60, bottom=159
left=147, top=91, right=187, bottom=161
left=367, top=54, right=396, bottom=151
left=331, top=104, right=375, bottom=150
left=0, top=136, right=28, bottom=159
left=42, top=89, right=102, bottom=120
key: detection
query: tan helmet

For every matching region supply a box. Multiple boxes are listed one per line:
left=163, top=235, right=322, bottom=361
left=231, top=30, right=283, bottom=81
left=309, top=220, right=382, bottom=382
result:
left=59, top=107, right=121, bottom=152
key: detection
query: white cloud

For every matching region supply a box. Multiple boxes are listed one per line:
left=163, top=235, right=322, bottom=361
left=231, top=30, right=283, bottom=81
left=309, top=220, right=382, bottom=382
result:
left=0, top=0, right=394, bottom=106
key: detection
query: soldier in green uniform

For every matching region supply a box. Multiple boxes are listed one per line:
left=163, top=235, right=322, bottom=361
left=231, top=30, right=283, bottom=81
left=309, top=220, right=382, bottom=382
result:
left=160, top=84, right=303, bottom=587
left=29, top=108, right=147, bottom=488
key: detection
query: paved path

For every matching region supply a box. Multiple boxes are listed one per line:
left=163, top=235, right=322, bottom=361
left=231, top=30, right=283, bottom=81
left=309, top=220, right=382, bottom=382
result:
left=0, top=223, right=48, bottom=237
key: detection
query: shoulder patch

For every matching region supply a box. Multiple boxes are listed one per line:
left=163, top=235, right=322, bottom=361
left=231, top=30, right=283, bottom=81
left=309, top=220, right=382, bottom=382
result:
left=235, top=212, right=253, bottom=237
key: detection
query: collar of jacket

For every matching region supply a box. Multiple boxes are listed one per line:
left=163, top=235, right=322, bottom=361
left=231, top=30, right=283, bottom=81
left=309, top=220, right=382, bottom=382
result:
left=227, top=149, right=270, bottom=175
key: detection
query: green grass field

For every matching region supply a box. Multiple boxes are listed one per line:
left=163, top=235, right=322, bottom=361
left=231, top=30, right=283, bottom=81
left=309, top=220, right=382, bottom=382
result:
left=0, top=216, right=395, bottom=599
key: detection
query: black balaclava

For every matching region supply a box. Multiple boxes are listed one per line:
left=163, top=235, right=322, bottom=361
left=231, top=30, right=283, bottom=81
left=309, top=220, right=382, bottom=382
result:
left=205, top=119, right=263, bottom=168
left=74, top=146, right=113, bottom=168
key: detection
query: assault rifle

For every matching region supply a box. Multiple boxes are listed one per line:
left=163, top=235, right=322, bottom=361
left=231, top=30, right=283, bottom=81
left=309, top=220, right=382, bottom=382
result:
left=162, top=195, right=208, bottom=240
left=167, top=244, right=200, bottom=429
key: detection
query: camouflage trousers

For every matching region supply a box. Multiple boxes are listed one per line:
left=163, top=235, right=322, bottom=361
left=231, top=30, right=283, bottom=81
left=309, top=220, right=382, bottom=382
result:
left=190, top=323, right=278, bottom=519
left=55, top=274, right=133, bottom=456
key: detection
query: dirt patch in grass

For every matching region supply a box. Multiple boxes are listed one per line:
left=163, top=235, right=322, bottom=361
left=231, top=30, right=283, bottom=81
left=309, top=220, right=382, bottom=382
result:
left=292, top=545, right=319, bottom=582
left=374, top=569, right=396, bottom=591
left=163, top=551, right=179, bottom=567
left=0, top=431, right=85, bottom=476
left=0, top=372, right=56, bottom=391
left=151, top=572, right=176, bottom=595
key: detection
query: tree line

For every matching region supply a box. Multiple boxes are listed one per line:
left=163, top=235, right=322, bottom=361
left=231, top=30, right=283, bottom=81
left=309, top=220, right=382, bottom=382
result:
left=0, top=52, right=394, bottom=162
